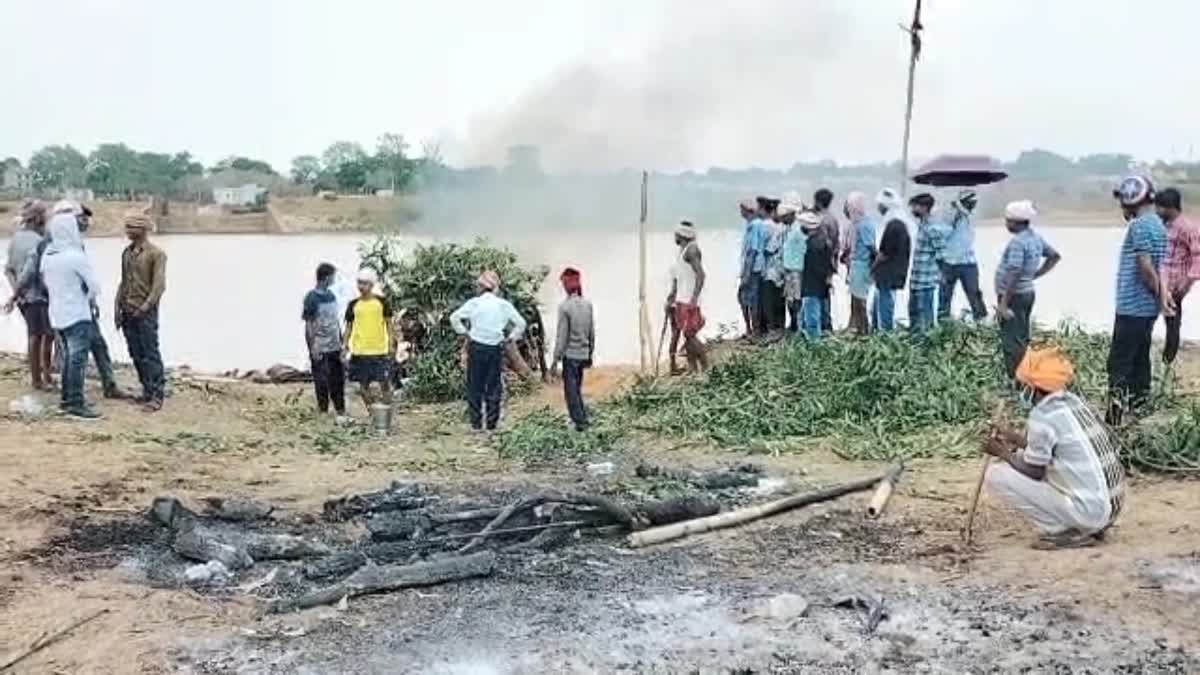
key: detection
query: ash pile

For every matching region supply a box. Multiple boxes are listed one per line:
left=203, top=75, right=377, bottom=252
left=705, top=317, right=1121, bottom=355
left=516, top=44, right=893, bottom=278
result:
left=136, top=463, right=770, bottom=613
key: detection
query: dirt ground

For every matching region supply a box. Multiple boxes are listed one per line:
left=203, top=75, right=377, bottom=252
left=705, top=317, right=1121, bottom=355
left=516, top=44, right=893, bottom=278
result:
left=0, top=354, right=1198, bottom=674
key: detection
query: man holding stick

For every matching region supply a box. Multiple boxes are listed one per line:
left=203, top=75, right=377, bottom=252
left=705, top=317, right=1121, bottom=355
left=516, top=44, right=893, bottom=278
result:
left=982, top=348, right=1126, bottom=549
left=666, top=221, right=707, bottom=373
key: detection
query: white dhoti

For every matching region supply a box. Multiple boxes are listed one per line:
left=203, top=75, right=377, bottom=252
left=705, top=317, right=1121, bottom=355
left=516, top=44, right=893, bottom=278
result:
left=984, top=462, right=1110, bottom=536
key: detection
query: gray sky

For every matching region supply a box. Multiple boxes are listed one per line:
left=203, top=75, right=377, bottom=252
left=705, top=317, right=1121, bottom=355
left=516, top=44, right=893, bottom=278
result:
left=2, top=0, right=1197, bottom=172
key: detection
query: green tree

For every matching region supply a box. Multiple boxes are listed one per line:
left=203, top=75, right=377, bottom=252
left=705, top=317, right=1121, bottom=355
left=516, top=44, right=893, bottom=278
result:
left=290, top=155, right=322, bottom=184
left=374, top=132, right=415, bottom=191
left=1009, top=149, right=1075, bottom=178
left=2, top=157, right=20, bottom=169
left=321, top=141, right=371, bottom=192
left=29, top=145, right=87, bottom=190
left=214, top=156, right=276, bottom=175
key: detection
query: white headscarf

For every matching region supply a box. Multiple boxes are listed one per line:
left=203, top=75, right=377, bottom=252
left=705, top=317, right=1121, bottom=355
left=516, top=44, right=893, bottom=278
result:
left=44, top=212, right=83, bottom=255
left=1005, top=200, right=1038, bottom=222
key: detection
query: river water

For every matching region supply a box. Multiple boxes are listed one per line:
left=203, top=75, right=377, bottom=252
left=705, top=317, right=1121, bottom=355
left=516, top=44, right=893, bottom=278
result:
left=1, top=227, right=1191, bottom=372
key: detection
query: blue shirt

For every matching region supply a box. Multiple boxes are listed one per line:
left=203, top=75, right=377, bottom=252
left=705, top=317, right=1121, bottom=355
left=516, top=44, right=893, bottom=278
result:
left=995, top=229, right=1055, bottom=295
left=450, top=291, right=528, bottom=346
left=1115, top=210, right=1169, bottom=317
left=782, top=225, right=807, bottom=272
left=909, top=218, right=948, bottom=291
left=851, top=216, right=878, bottom=264
left=941, top=209, right=977, bottom=265
left=741, top=218, right=768, bottom=278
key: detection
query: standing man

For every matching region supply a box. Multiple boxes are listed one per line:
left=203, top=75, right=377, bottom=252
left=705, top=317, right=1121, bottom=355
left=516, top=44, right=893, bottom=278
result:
left=343, top=269, right=395, bottom=411
left=1155, top=188, right=1200, bottom=365
left=75, top=204, right=127, bottom=400
left=782, top=206, right=807, bottom=332
left=995, top=201, right=1061, bottom=378
left=1107, top=175, right=1170, bottom=424
left=666, top=221, right=708, bottom=373
left=871, top=210, right=911, bottom=332
left=40, top=211, right=103, bottom=419
left=843, top=192, right=877, bottom=335
left=939, top=190, right=988, bottom=322
left=906, top=193, right=946, bottom=332
left=4, top=200, right=52, bottom=390
left=814, top=188, right=839, bottom=332
left=737, top=199, right=765, bottom=338
left=450, top=271, right=527, bottom=431
left=303, top=263, right=347, bottom=420
left=799, top=212, right=834, bottom=340
left=550, top=267, right=595, bottom=431
left=761, top=203, right=789, bottom=334
left=116, top=213, right=167, bottom=412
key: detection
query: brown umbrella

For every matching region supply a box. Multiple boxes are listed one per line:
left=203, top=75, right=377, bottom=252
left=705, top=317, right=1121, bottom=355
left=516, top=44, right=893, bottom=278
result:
left=911, top=154, right=1007, bottom=187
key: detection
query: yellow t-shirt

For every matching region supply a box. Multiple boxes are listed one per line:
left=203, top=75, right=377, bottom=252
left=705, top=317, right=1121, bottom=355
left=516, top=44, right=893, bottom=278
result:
left=346, top=296, right=392, bottom=356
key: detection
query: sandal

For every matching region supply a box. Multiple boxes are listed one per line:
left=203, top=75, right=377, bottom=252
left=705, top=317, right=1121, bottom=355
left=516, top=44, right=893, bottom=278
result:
left=142, top=399, right=163, bottom=413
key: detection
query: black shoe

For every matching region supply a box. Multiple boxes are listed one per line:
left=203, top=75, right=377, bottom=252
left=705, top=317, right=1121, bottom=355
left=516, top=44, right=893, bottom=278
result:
left=65, top=406, right=102, bottom=420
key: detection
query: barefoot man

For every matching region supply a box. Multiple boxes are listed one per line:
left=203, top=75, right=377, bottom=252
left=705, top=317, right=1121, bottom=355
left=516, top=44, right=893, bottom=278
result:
left=982, top=348, right=1126, bottom=548
left=666, top=221, right=708, bottom=373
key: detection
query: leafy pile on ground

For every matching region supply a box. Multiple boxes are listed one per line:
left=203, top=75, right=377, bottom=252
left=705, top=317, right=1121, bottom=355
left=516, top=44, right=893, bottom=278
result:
left=498, top=322, right=1198, bottom=472
left=358, top=237, right=549, bottom=403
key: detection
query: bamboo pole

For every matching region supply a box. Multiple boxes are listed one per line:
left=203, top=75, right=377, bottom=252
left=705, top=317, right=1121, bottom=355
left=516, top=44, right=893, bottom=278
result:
left=637, top=171, right=654, bottom=373
left=899, top=0, right=923, bottom=197
left=866, top=462, right=905, bottom=518
left=628, top=465, right=897, bottom=548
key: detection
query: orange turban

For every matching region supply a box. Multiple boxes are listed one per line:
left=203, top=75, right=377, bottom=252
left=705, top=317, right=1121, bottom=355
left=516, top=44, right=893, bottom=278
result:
left=1016, top=348, right=1075, bottom=393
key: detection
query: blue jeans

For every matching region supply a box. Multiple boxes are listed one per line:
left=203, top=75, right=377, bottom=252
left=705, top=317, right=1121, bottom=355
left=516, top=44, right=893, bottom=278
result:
left=908, top=287, right=936, bottom=332
left=122, top=307, right=165, bottom=401
left=59, top=320, right=92, bottom=411
left=801, top=297, right=823, bottom=340
left=873, top=286, right=897, bottom=331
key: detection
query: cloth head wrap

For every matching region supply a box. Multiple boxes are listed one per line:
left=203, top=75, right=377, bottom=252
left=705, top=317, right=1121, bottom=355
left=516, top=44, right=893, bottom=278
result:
left=674, top=222, right=697, bottom=240
left=560, top=267, right=582, bottom=295
left=1016, top=348, right=1075, bottom=393
left=478, top=270, right=501, bottom=292
left=1004, top=200, right=1037, bottom=222
left=845, top=191, right=868, bottom=221
left=124, top=212, right=154, bottom=230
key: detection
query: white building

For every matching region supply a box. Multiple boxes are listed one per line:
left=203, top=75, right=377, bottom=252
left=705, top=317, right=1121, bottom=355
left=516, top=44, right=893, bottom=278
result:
left=212, top=183, right=263, bottom=206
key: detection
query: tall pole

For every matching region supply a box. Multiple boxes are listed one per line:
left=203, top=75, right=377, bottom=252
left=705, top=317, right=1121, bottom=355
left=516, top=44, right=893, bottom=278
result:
left=899, top=0, right=923, bottom=197
left=637, top=171, right=651, bottom=373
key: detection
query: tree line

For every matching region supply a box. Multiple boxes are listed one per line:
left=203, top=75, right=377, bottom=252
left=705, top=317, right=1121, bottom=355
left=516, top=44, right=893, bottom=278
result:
left=4, top=140, right=1197, bottom=202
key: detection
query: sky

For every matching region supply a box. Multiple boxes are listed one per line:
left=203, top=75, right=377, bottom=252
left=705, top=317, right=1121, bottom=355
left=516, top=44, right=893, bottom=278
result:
left=2, top=0, right=1198, bottom=173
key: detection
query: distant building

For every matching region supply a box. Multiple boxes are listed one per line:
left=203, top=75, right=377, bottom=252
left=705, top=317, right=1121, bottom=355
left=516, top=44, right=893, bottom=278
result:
left=212, top=183, right=264, bottom=206
left=2, top=166, right=32, bottom=192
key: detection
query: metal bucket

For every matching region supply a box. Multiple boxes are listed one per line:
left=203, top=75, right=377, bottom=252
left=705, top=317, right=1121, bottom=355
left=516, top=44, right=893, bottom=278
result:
left=369, top=403, right=393, bottom=436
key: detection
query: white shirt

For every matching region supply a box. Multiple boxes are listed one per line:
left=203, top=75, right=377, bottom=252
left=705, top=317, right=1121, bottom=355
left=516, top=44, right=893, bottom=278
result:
left=41, top=247, right=99, bottom=330
left=449, top=292, right=527, bottom=346
left=672, top=242, right=699, bottom=304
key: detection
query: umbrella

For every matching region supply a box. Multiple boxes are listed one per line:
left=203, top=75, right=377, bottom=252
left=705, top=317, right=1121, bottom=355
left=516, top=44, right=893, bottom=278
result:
left=911, top=154, right=1007, bottom=187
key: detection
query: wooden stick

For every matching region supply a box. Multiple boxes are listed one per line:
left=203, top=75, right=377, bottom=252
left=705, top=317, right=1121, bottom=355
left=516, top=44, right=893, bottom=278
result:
left=962, top=455, right=991, bottom=545
left=0, top=609, right=108, bottom=672
left=653, top=309, right=669, bottom=377
left=426, top=520, right=586, bottom=543
left=866, top=462, right=905, bottom=519
left=628, top=465, right=896, bottom=548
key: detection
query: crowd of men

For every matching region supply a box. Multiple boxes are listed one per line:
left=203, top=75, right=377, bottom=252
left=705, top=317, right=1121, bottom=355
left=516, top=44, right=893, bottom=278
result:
left=5, top=200, right=167, bottom=419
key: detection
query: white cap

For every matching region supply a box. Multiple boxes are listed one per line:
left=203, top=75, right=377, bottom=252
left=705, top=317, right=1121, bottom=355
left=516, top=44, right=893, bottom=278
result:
left=1004, top=200, right=1037, bottom=221
left=357, top=268, right=378, bottom=284
left=52, top=199, right=80, bottom=215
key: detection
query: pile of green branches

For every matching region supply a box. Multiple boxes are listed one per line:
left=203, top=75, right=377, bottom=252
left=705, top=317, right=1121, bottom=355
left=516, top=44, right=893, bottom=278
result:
left=498, top=321, right=1198, bottom=472
left=358, top=237, right=548, bottom=403
left=495, top=407, right=627, bottom=466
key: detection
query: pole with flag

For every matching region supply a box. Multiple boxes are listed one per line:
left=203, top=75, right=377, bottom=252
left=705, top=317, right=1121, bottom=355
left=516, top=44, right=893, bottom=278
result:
left=899, top=0, right=924, bottom=197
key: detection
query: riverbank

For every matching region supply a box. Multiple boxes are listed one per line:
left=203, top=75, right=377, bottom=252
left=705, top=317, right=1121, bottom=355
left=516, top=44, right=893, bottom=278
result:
left=0, top=351, right=1197, bottom=672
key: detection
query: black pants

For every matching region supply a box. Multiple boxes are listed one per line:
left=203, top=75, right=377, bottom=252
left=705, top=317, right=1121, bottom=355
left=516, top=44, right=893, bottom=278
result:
left=1162, top=290, right=1186, bottom=364
left=311, top=352, right=346, bottom=414
left=999, top=292, right=1035, bottom=378
left=562, top=358, right=589, bottom=430
left=1108, top=314, right=1156, bottom=414
left=820, top=288, right=833, bottom=332
left=122, top=307, right=165, bottom=402
left=940, top=263, right=988, bottom=321
left=758, top=278, right=786, bottom=332
left=467, top=341, right=503, bottom=430
left=87, top=321, right=118, bottom=394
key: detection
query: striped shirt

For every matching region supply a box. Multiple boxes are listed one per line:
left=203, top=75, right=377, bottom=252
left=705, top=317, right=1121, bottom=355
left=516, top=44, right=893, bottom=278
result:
left=1115, top=210, right=1168, bottom=317
left=909, top=218, right=947, bottom=291
left=1022, top=390, right=1125, bottom=529
left=995, top=229, right=1056, bottom=295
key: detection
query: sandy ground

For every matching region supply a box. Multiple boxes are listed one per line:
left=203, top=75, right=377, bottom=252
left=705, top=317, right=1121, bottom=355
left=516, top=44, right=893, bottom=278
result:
left=0, top=354, right=1198, bottom=673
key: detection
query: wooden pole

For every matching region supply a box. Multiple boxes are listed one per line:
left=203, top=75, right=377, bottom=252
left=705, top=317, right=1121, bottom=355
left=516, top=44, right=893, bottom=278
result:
left=637, top=171, right=653, bottom=373
left=628, top=465, right=897, bottom=548
left=899, top=0, right=923, bottom=197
